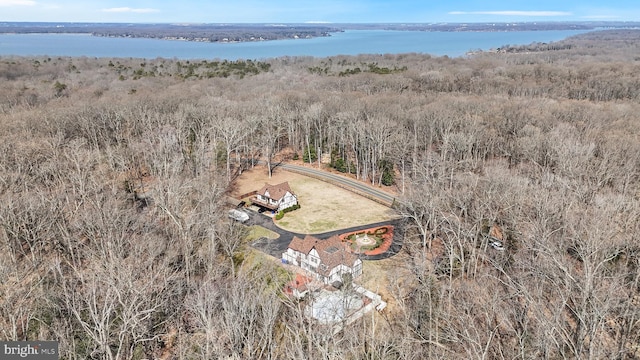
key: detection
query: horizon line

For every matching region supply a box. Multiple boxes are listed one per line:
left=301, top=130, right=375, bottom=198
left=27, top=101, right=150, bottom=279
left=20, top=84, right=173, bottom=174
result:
left=1, top=20, right=639, bottom=25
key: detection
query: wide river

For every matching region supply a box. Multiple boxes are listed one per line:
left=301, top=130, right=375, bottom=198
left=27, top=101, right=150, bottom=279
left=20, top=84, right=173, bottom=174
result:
left=0, top=29, right=589, bottom=60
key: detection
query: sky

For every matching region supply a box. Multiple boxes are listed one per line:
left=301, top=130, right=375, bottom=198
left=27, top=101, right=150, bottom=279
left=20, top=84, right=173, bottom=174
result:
left=1, top=0, right=639, bottom=23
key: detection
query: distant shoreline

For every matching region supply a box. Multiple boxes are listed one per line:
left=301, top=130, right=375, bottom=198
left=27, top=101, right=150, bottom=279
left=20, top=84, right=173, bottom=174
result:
left=1, top=21, right=638, bottom=43
left=0, top=29, right=601, bottom=59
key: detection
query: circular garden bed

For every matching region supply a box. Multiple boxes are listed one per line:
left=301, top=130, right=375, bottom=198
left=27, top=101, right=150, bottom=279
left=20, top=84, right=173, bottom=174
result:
left=339, top=225, right=394, bottom=256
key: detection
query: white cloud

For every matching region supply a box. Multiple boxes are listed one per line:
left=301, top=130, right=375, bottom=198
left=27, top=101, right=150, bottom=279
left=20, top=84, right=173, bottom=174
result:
left=0, top=0, right=36, bottom=6
left=102, top=7, right=160, bottom=14
left=449, top=11, right=572, bottom=17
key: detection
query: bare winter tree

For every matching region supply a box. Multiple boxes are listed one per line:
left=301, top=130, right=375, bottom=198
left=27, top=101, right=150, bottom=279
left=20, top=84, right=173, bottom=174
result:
left=186, top=273, right=282, bottom=359
left=209, top=100, right=249, bottom=181
left=259, top=99, right=286, bottom=178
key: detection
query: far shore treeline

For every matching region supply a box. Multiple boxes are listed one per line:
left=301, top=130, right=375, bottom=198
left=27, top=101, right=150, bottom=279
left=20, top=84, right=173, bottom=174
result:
left=1, top=20, right=639, bottom=43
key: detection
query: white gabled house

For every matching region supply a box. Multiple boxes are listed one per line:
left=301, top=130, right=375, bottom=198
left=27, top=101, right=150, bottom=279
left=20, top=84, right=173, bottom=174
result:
left=251, top=181, right=298, bottom=212
left=282, top=235, right=362, bottom=285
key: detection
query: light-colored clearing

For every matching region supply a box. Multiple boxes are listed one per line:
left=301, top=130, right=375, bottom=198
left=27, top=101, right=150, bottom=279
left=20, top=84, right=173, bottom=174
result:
left=231, top=166, right=394, bottom=234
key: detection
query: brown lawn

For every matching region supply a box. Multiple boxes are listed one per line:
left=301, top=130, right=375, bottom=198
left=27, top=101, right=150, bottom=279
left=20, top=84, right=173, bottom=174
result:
left=230, top=165, right=395, bottom=234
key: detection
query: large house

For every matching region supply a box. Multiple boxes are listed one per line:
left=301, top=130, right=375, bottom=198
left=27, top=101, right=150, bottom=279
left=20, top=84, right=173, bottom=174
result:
left=251, top=181, right=298, bottom=212
left=282, top=235, right=362, bottom=285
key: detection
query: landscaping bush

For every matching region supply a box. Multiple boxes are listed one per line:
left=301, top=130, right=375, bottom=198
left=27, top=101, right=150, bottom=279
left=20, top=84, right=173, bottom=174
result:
left=282, top=204, right=300, bottom=213
left=275, top=211, right=284, bottom=220
left=374, top=227, right=388, bottom=235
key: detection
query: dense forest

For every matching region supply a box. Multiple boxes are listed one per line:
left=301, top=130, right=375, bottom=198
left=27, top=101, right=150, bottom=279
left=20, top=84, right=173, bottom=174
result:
left=1, top=29, right=640, bottom=359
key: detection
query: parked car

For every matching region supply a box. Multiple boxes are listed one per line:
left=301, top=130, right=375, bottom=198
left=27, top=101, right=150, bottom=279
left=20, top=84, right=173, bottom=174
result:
left=228, top=209, right=249, bottom=223
left=490, top=241, right=505, bottom=251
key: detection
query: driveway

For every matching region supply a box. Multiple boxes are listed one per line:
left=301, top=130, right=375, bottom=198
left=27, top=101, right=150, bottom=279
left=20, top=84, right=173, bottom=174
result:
left=245, top=209, right=305, bottom=258
left=247, top=209, right=404, bottom=260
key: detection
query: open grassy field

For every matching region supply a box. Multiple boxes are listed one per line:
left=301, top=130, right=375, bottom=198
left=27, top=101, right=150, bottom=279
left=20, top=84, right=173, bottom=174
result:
left=231, top=165, right=395, bottom=234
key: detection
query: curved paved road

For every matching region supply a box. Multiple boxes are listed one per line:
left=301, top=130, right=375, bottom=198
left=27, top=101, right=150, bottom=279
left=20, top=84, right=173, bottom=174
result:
left=279, top=163, right=397, bottom=207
